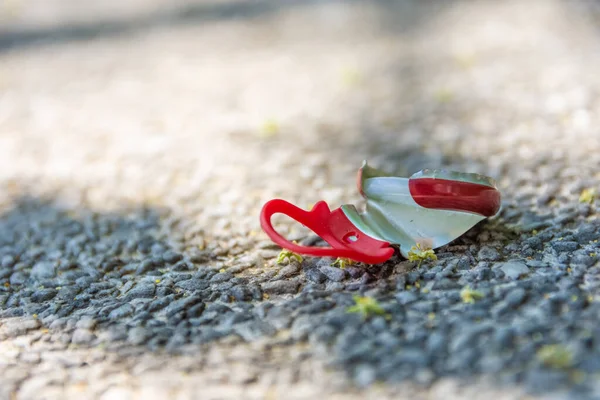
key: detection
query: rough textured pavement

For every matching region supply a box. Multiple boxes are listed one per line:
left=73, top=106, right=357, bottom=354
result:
left=1, top=0, right=600, bottom=399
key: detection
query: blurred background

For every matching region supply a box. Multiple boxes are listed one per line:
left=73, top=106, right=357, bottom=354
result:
left=1, top=0, right=599, bottom=242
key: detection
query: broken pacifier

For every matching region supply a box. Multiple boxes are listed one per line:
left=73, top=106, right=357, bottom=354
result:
left=260, top=161, right=501, bottom=264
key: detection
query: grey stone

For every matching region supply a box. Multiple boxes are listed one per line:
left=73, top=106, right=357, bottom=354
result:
left=128, top=326, right=149, bottom=345
left=165, top=296, right=203, bottom=317
left=571, top=254, right=595, bottom=266
left=479, top=354, right=506, bottom=373
left=446, top=348, right=478, bottom=373
left=498, top=261, right=530, bottom=280
left=354, top=364, right=377, bottom=387
left=411, top=301, right=436, bottom=314
left=19, top=351, right=41, bottom=364
left=108, top=304, right=135, bottom=319
left=264, top=308, right=293, bottom=330
left=301, top=299, right=335, bottom=314
left=1, top=318, right=40, bottom=337
left=119, top=280, right=135, bottom=295
left=579, top=354, right=600, bottom=373
left=193, top=327, right=230, bottom=344
left=526, top=260, right=548, bottom=268
left=576, top=225, right=600, bottom=243
left=377, top=264, right=394, bottom=279
left=205, top=303, right=232, bottom=314
left=187, top=303, right=206, bottom=318
left=9, top=271, right=27, bottom=285
left=396, top=349, right=430, bottom=367
left=0, top=255, right=16, bottom=268
left=0, top=268, right=11, bottom=280
left=277, top=264, right=301, bottom=278
left=309, top=325, right=338, bottom=345
left=147, top=295, right=174, bottom=312
left=432, top=279, right=461, bottom=290
left=31, top=261, right=56, bottom=280
left=262, top=280, right=300, bottom=295
left=414, top=368, right=435, bottom=385
left=213, top=281, right=234, bottom=292
left=440, top=265, right=455, bottom=278
left=395, top=275, right=406, bottom=290
left=406, top=271, right=420, bottom=284
left=291, top=315, right=317, bottom=340
left=423, top=266, right=442, bottom=280
left=166, top=332, right=189, bottom=350
left=525, top=369, right=569, bottom=393
left=162, top=251, right=183, bottom=264
left=426, top=331, right=446, bottom=354
left=176, top=279, right=209, bottom=292
left=76, top=317, right=97, bottom=330
left=345, top=267, right=365, bottom=279
left=172, top=260, right=193, bottom=271
left=48, top=318, right=67, bottom=331
left=247, top=284, right=263, bottom=301
left=31, top=289, right=57, bottom=303
left=375, top=331, right=400, bottom=348
left=456, top=257, right=471, bottom=270
left=493, top=327, right=515, bottom=350
left=229, top=285, right=252, bottom=302
left=449, top=331, right=477, bottom=353
left=476, top=267, right=494, bottom=280
left=124, top=283, right=155, bottom=300
left=305, top=268, right=326, bottom=283
left=0, top=307, right=24, bottom=318
left=135, top=260, right=156, bottom=275
left=478, top=246, right=500, bottom=261
left=550, top=240, right=579, bottom=252
left=72, top=329, right=96, bottom=345
left=336, top=336, right=376, bottom=363
left=319, top=266, right=347, bottom=282
left=325, top=282, right=345, bottom=291
left=210, top=272, right=233, bottom=283
left=504, top=288, right=527, bottom=307
left=524, top=236, right=543, bottom=250
left=234, top=320, right=276, bottom=341
left=360, top=273, right=374, bottom=285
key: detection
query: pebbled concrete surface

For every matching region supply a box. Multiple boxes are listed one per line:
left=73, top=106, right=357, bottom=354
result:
left=1, top=0, right=600, bottom=399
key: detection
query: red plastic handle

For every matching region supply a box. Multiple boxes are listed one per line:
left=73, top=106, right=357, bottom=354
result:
left=259, top=199, right=394, bottom=264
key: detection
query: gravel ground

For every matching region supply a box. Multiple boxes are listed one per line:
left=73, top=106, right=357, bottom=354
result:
left=1, top=0, right=600, bottom=399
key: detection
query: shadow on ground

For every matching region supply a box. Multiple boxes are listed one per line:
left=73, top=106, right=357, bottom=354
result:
left=1, top=189, right=598, bottom=399
left=0, top=196, right=231, bottom=348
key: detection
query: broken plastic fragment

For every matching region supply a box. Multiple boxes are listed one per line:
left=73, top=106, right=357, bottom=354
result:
left=260, top=161, right=501, bottom=264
